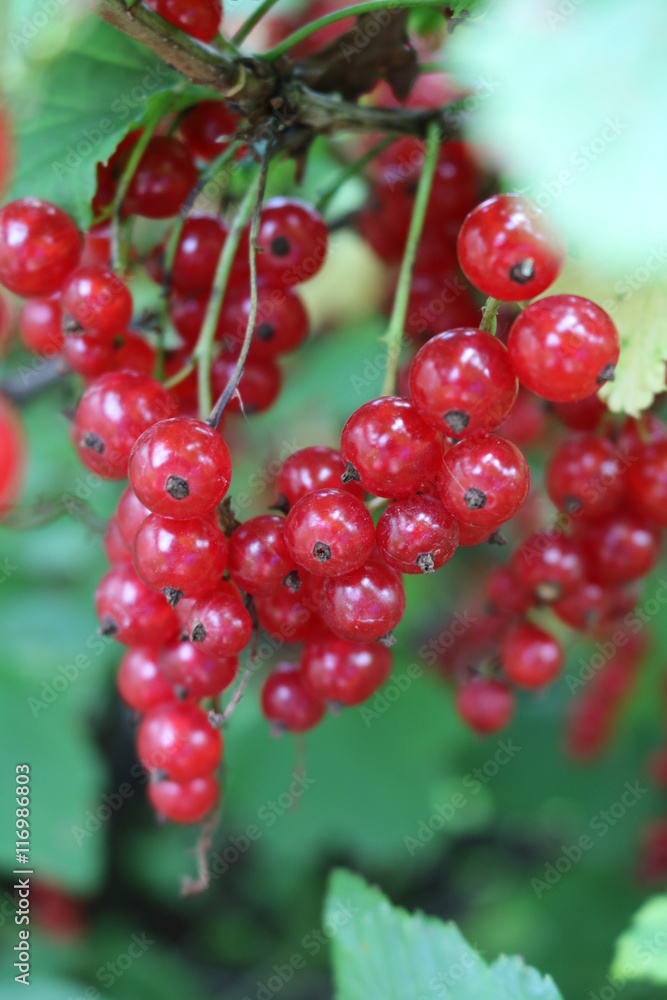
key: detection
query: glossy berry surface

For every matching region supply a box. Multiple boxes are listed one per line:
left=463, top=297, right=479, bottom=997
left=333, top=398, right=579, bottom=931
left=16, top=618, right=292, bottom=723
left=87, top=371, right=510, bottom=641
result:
left=320, top=559, right=405, bottom=643
left=63, top=334, right=114, bottom=379
left=626, top=441, right=667, bottom=525
left=500, top=622, right=563, bottom=688
left=276, top=446, right=365, bottom=508
left=148, top=0, right=222, bottom=43
left=409, top=328, right=518, bottom=438
left=170, top=216, right=226, bottom=294
left=255, top=198, right=329, bottom=287
left=227, top=516, right=295, bottom=595
left=457, top=194, right=565, bottom=301
left=255, top=581, right=323, bottom=645
left=133, top=513, right=228, bottom=604
left=186, top=585, right=253, bottom=658
left=95, top=564, right=179, bottom=645
left=159, top=639, right=237, bottom=698
left=179, top=101, right=238, bottom=161
left=301, top=637, right=392, bottom=706
left=116, top=485, right=150, bottom=549
left=220, top=284, right=309, bottom=359
left=340, top=396, right=442, bottom=499
left=376, top=495, right=459, bottom=574
left=437, top=434, right=530, bottom=526
left=211, top=352, right=281, bottom=414
left=0, top=198, right=81, bottom=297
left=125, top=137, right=198, bottom=219
left=284, top=488, right=375, bottom=578
left=261, top=664, right=325, bottom=732
left=148, top=773, right=219, bottom=824
left=104, top=517, right=132, bottom=565
left=117, top=645, right=175, bottom=712
left=73, top=370, right=177, bottom=479
left=0, top=396, right=25, bottom=519
left=546, top=435, right=625, bottom=520
left=129, top=416, right=231, bottom=519
left=137, top=702, right=222, bottom=781
left=510, top=533, right=584, bottom=602
left=578, top=512, right=661, bottom=584
left=61, top=266, right=133, bottom=337
left=485, top=565, right=531, bottom=616
left=507, top=295, right=620, bottom=402
left=19, top=298, right=64, bottom=355
left=456, top=678, right=515, bottom=734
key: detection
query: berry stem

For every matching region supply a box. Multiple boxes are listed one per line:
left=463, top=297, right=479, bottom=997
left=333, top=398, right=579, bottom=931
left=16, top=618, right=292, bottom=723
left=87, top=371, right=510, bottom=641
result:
left=192, top=168, right=262, bottom=418
left=264, top=0, right=449, bottom=60
left=207, top=146, right=272, bottom=428
left=316, top=136, right=393, bottom=214
left=480, top=297, right=500, bottom=334
left=380, top=118, right=441, bottom=397
left=232, top=0, right=282, bottom=45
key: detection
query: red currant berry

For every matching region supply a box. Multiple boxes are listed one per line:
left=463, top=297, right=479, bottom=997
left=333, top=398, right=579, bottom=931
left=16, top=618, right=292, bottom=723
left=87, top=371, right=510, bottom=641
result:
left=113, top=332, right=156, bottom=375
left=133, top=513, right=228, bottom=604
left=117, top=645, right=175, bottom=712
left=171, top=216, right=227, bottom=294
left=147, top=0, right=222, bottom=43
left=405, top=272, right=480, bottom=340
left=116, top=485, right=150, bottom=549
left=261, top=664, right=325, bottom=733
left=376, top=494, right=458, bottom=574
left=211, top=351, right=282, bottom=414
left=220, top=283, right=309, bottom=359
left=438, top=434, right=530, bottom=526
left=552, top=579, right=613, bottom=631
left=500, top=621, right=563, bottom=688
left=409, top=329, right=518, bottom=438
left=95, top=564, right=179, bottom=645
left=507, top=295, right=620, bottom=402
left=256, top=198, right=328, bottom=287
left=125, top=137, right=198, bottom=219
left=495, top=386, right=548, bottom=448
left=179, top=100, right=238, bottom=161
left=186, top=584, right=253, bottom=657
left=457, top=519, right=506, bottom=547
left=254, top=581, right=324, bottom=644
left=63, top=334, right=114, bottom=380
left=148, top=773, right=219, bottom=824
left=0, top=198, right=81, bottom=298
left=129, top=416, right=231, bottom=519
left=485, top=565, right=532, bottom=616
left=457, top=194, right=565, bottom=300
left=456, top=677, right=515, bottom=734
left=626, top=441, right=667, bottom=525
left=104, top=516, right=132, bottom=565
left=276, top=446, right=365, bottom=508
left=73, top=370, right=177, bottom=479
left=284, top=488, right=375, bottom=578
left=159, top=639, right=237, bottom=698
left=510, top=532, right=584, bottom=602
left=301, top=637, right=391, bottom=706
left=578, top=511, right=661, bottom=584
left=19, top=298, right=64, bottom=355
left=0, top=396, right=25, bottom=518
left=551, top=394, right=606, bottom=432
left=227, top=516, right=295, bottom=595
left=61, top=267, right=133, bottom=338
left=546, top=435, right=625, bottom=520
left=340, top=396, right=442, bottom=499
left=137, top=701, right=222, bottom=781
left=320, top=559, right=405, bottom=643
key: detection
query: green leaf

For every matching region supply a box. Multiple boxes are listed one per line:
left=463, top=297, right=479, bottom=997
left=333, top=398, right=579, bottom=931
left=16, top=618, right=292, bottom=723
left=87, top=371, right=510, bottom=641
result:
left=6, top=18, right=179, bottom=227
left=448, top=0, right=667, bottom=271
left=611, top=895, right=667, bottom=985
left=326, top=870, right=564, bottom=1000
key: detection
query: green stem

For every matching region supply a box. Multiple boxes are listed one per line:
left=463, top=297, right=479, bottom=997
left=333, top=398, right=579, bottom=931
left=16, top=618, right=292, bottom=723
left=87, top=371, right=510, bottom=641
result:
left=233, top=0, right=282, bottom=45
left=164, top=361, right=195, bottom=390
left=479, top=297, right=499, bottom=334
left=316, top=136, right=393, bottom=214
left=264, top=0, right=446, bottom=60
left=192, top=172, right=261, bottom=418
left=419, top=60, right=448, bottom=74
left=380, top=118, right=441, bottom=397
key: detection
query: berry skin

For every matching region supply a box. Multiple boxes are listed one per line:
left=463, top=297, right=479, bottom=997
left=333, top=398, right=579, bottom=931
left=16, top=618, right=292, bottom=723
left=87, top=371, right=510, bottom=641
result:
left=507, top=295, right=620, bottom=402
left=63, top=334, right=114, bottom=379
left=124, top=137, right=199, bottom=219
left=104, top=516, right=132, bottom=565
left=276, top=446, right=365, bottom=508
left=254, top=580, right=324, bottom=644
left=551, top=580, right=614, bottom=631
left=19, top=298, right=64, bottom=355
left=170, top=216, right=227, bottom=294
left=117, top=645, right=175, bottom=712
left=148, top=0, right=222, bottom=43
left=0, top=198, right=81, bottom=297
left=137, top=702, right=222, bottom=781
left=61, top=267, right=133, bottom=338
left=0, top=395, right=25, bottom=519
left=284, top=488, right=375, bottom=578
left=116, top=485, right=150, bottom=549
left=456, top=678, right=515, bottom=734
left=301, top=637, right=392, bottom=706
left=159, top=639, right=238, bottom=698
left=73, top=370, right=177, bottom=479
left=552, top=394, right=606, bottom=432
left=211, top=351, right=282, bottom=414
left=129, top=416, right=231, bottom=519
left=320, top=559, right=405, bottom=643
left=220, top=283, right=309, bottom=360
left=113, top=332, right=156, bottom=375
left=256, top=198, right=329, bottom=287
left=376, top=494, right=458, bottom=574
left=510, top=533, right=584, bottom=602
left=133, top=513, right=228, bottom=605
left=577, top=512, right=661, bottom=584
left=626, top=441, right=667, bottom=525
left=227, top=516, right=296, bottom=595
left=261, top=664, right=325, bottom=733
left=485, top=565, right=532, bottom=616
left=457, top=519, right=506, bottom=547
left=409, top=328, right=518, bottom=438
left=179, top=100, right=238, bottom=162
left=500, top=622, right=563, bottom=688
left=437, top=434, right=530, bottom=527
left=148, top=774, right=219, bottom=824
left=186, top=584, right=253, bottom=658
left=546, top=435, right=625, bottom=520
left=457, top=194, right=565, bottom=301
left=95, top=564, right=179, bottom=645
left=340, top=396, right=443, bottom=500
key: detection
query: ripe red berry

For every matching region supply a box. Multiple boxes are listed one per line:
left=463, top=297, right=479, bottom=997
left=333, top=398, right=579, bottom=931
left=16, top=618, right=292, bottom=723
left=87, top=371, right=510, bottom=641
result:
left=254, top=579, right=324, bottom=644
left=117, top=645, right=176, bottom=712
left=73, top=370, right=177, bottom=479
left=61, top=267, right=133, bottom=338
left=227, top=516, right=296, bottom=595
left=485, top=565, right=532, bottom=616
left=63, top=334, right=114, bottom=380
left=577, top=512, right=661, bottom=584
left=320, top=559, right=405, bottom=643
left=0, top=198, right=81, bottom=298
left=457, top=194, right=565, bottom=300
left=220, top=283, right=309, bottom=359
left=340, top=396, right=442, bottom=499
left=137, top=702, right=222, bottom=781
left=211, top=351, right=282, bottom=414
left=261, top=664, right=325, bottom=732
left=104, top=516, right=132, bottom=566
left=148, top=773, right=219, bottom=824
left=457, top=519, right=506, bottom=547
left=147, top=0, right=222, bottom=43
left=133, top=513, right=228, bottom=604
left=438, top=434, right=530, bottom=526
left=159, top=639, right=238, bottom=698
left=276, top=446, right=365, bottom=508
left=301, top=637, right=391, bottom=706
left=186, top=584, right=253, bottom=658
left=124, top=137, right=198, bottom=219
left=19, top=298, right=64, bottom=355
left=284, top=488, right=375, bottom=578
left=510, top=533, right=584, bottom=602
left=116, top=485, right=150, bottom=549
left=95, top=564, right=179, bottom=645
left=376, top=494, right=458, bottom=573
left=507, top=295, right=620, bottom=402
left=409, top=328, right=518, bottom=438
left=256, top=198, right=329, bottom=287
left=500, top=621, right=563, bottom=688
left=113, top=331, right=156, bottom=375
left=546, top=435, right=625, bottom=520
left=170, top=216, right=227, bottom=294
left=551, top=579, right=614, bottom=631
left=456, top=678, right=515, bottom=734
left=0, top=396, right=25, bottom=519
left=179, top=100, right=238, bottom=161
left=129, top=416, right=231, bottom=519
left=552, top=394, right=606, bottom=432
left=626, top=441, right=667, bottom=525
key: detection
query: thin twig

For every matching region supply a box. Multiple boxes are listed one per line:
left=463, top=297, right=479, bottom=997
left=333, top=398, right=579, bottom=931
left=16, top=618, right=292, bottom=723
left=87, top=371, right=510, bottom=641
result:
left=233, top=0, right=282, bottom=45
left=220, top=619, right=260, bottom=725
left=316, top=136, right=393, bottom=214
left=180, top=808, right=220, bottom=896
left=0, top=358, right=70, bottom=404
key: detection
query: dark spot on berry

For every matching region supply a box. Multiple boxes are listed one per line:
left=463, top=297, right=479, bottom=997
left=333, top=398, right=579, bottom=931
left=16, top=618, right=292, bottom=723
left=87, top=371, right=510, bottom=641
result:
left=257, top=322, right=275, bottom=341
left=416, top=552, right=435, bottom=573
left=444, top=409, right=470, bottom=435
left=464, top=487, right=486, bottom=510
left=82, top=431, right=104, bottom=454
left=377, top=630, right=397, bottom=648
left=271, top=235, right=291, bottom=258
left=99, top=615, right=118, bottom=637
left=313, top=541, right=332, bottom=562
left=597, top=363, right=616, bottom=384
left=563, top=495, right=583, bottom=515
left=283, top=570, right=301, bottom=592
left=173, top=685, right=189, bottom=701
left=509, top=258, right=535, bottom=284
left=341, top=461, right=361, bottom=484
left=166, top=475, right=189, bottom=500
left=63, top=314, right=83, bottom=335
left=191, top=622, right=206, bottom=643
left=163, top=587, right=183, bottom=607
